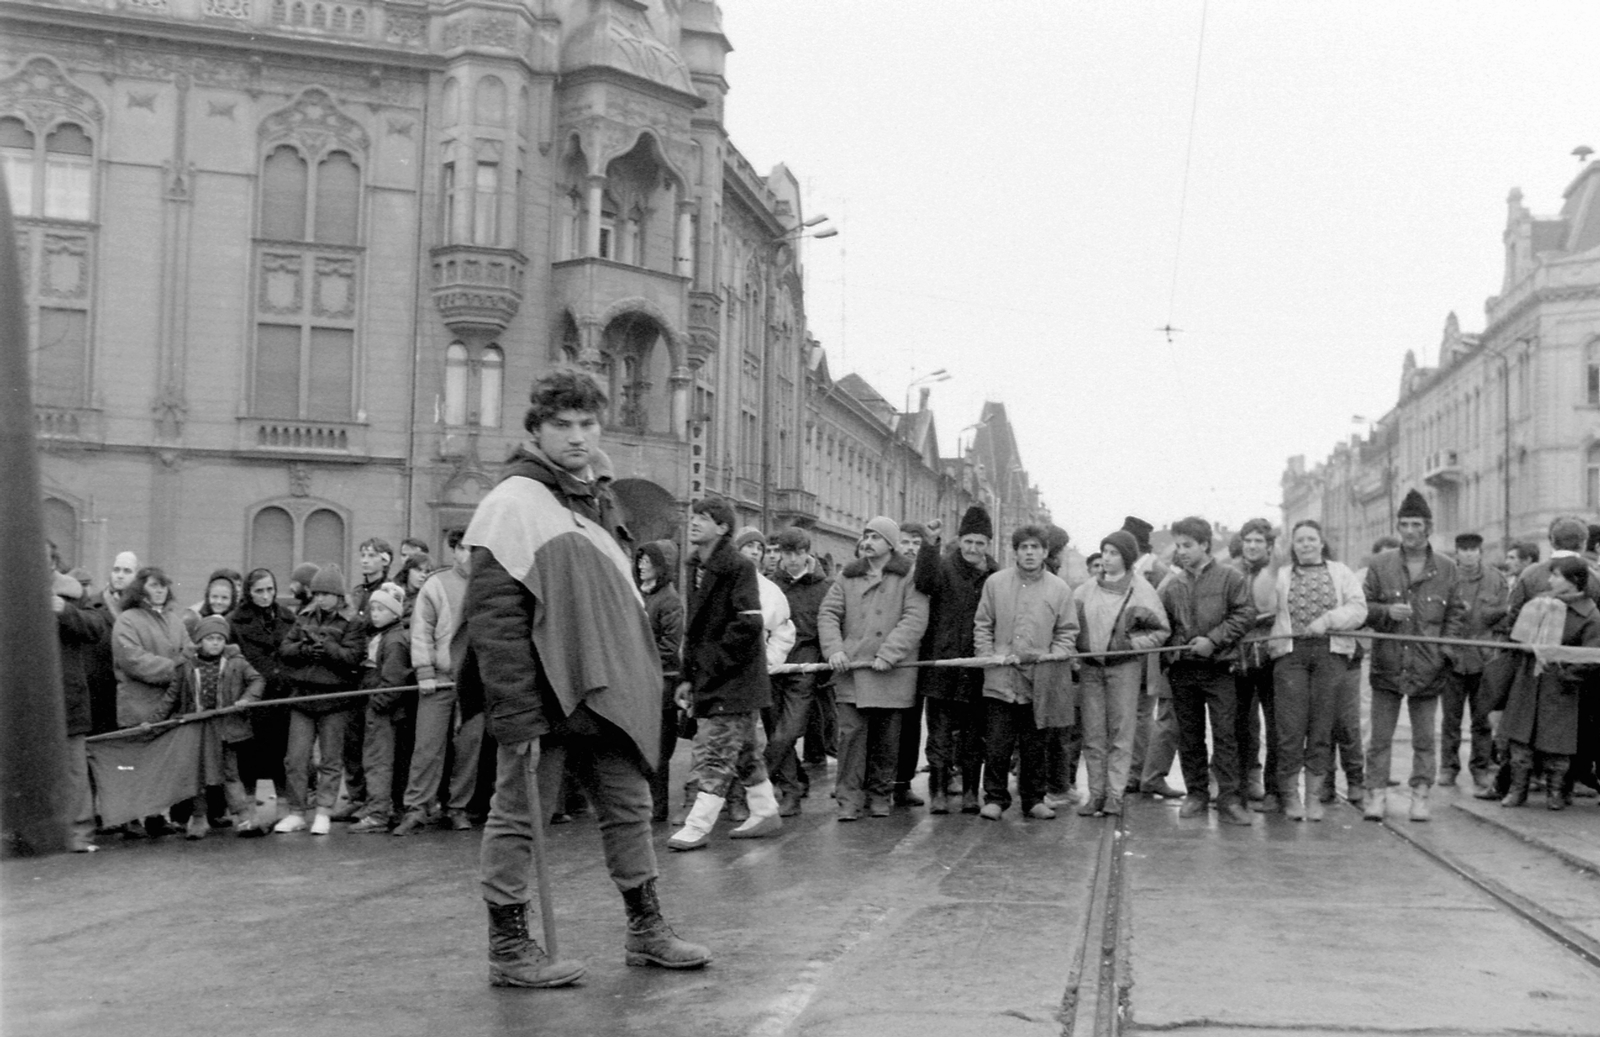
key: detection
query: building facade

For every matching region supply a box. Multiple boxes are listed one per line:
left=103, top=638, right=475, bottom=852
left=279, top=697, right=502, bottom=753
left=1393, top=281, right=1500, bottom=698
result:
left=1284, top=162, right=1600, bottom=563
left=6, top=0, right=1001, bottom=593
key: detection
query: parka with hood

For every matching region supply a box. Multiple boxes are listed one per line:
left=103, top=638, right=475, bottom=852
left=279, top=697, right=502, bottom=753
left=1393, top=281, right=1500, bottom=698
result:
left=914, top=538, right=996, bottom=702
left=636, top=539, right=685, bottom=690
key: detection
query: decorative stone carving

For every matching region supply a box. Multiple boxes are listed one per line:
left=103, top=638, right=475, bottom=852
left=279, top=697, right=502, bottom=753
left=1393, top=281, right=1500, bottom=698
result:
left=207, top=100, right=236, bottom=119
left=385, top=10, right=427, bottom=46
left=0, top=58, right=106, bottom=130
left=313, top=256, right=356, bottom=318
left=259, top=253, right=304, bottom=314
left=163, top=159, right=195, bottom=202
left=441, top=12, right=518, bottom=51
left=560, top=4, right=695, bottom=96
left=203, top=0, right=251, bottom=19
left=287, top=462, right=312, bottom=496
left=125, top=0, right=170, bottom=11
left=430, top=245, right=527, bottom=338
left=259, top=88, right=370, bottom=157
left=127, top=91, right=156, bottom=111
left=386, top=117, right=412, bottom=137
left=40, top=234, right=90, bottom=299
left=152, top=386, right=187, bottom=439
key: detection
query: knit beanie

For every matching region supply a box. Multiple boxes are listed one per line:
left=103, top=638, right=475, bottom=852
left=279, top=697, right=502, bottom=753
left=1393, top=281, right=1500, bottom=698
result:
left=1122, top=515, right=1154, bottom=553
left=291, top=562, right=321, bottom=588
left=865, top=516, right=901, bottom=547
left=194, top=615, right=230, bottom=641
left=957, top=505, right=994, bottom=540
left=733, top=526, right=767, bottom=553
left=308, top=565, right=346, bottom=597
left=900, top=522, right=928, bottom=542
left=1397, top=489, right=1432, bottom=521
left=1045, top=525, right=1070, bottom=556
left=368, top=585, right=404, bottom=621
left=1100, top=531, right=1140, bottom=571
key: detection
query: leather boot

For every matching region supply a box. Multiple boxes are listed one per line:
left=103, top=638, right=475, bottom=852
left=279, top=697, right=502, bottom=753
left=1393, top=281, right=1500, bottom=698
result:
left=1546, top=757, right=1571, bottom=811
left=928, top=767, right=950, bottom=815
left=960, top=788, right=981, bottom=814
left=623, top=878, right=711, bottom=969
left=1304, top=774, right=1325, bottom=821
left=1501, top=745, right=1532, bottom=807
left=1409, top=784, right=1430, bottom=822
left=486, top=903, right=586, bottom=988
left=668, top=792, right=725, bottom=851
left=730, top=780, right=783, bottom=839
left=1362, top=787, right=1386, bottom=821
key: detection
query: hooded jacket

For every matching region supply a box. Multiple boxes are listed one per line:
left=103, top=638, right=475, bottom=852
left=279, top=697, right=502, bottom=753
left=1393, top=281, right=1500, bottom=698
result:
left=636, top=540, right=685, bottom=681
left=1363, top=545, right=1465, bottom=698
left=682, top=536, right=771, bottom=716
left=174, top=644, right=265, bottom=743
left=455, top=443, right=662, bottom=764
left=818, top=550, right=929, bottom=708
left=278, top=600, right=365, bottom=713
left=914, top=538, right=997, bottom=702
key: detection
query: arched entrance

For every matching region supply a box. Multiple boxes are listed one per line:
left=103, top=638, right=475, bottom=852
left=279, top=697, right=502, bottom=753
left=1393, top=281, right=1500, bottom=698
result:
left=611, top=478, right=680, bottom=550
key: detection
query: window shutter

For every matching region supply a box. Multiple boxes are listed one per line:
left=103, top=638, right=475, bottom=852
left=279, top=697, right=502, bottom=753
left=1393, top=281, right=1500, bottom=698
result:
left=254, top=324, right=301, bottom=417
left=34, top=308, right=87, bottom=406
left=307, top=327, right=353, bottom=420
left=262, top=146, right=308, bottom=240
left=315, top=151, right=360, bottom=245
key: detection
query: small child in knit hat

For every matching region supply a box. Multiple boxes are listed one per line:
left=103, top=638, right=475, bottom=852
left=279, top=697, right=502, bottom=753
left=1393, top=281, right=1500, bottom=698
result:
left=175, top=615, right=266, bottom=838
left=350, top=586, right=416, bottom=833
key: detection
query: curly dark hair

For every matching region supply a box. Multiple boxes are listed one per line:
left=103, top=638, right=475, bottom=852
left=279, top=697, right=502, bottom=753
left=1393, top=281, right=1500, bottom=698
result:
left=523, top=370, right=609, bottom=433
left=121, top=566, right=173, bottom=610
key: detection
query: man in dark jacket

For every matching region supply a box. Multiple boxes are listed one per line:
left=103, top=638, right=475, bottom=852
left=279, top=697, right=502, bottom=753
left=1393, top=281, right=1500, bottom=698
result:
left=635, top=539, right=684, bottom=823
left=1362, top=489, right=1466, bottom=822
left=458, top=371, right=707, bottom=989
left=914, top=505, right=997, bottom=814
left=767, top=527, right=833, bottom=817
left=1441, top=532, right=1508, bottom=795
left=55, top=559, right=108, bottom=852
left=1159, top=516, right=1256, bottom=825
left=669, top=498, right=780, bottom=849
left=82, top=549, right=137, bottom=734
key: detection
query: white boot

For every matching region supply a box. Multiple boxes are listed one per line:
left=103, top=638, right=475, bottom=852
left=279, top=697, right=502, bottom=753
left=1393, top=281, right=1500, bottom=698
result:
left=730, top=780, right=783, bottom=840
left=668, top=793, right=725, bottom=851
left=1363, top=787, right=1386, bottom=822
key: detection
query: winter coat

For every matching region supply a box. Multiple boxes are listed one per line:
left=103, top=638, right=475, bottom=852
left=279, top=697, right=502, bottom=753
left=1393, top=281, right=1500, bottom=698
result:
left=278, top=602, right=365, bottom=714
left=174, top=645, right=265, bottom=743
left=1500, top=595, right=1600, bottom=755
left=113, top=603, right=191, bottom=727
left=914, top=539, right=997, bottom=702
left=636, top=540, right=684, bottom=686
left=975, top=566, right=1078, bottom=704
left=755, top=572, right=797, bottom=670
left=1363, top=546, right=1465, bottom=698
left=818, top=551, right=929, bottom=709
left=774, top=559, right=832, bottom=664
left=411, top=563, right=468, bottom=683
left=362, top=622, right=415, bottom=714
left=228, top=599, right=296, bottom=698
left=1074, top=572, right=1168, bottom=660
left=1451, top=564, right=1510, bottom=675
left=82, top=590, right=122, bottom=734
left=57, top=598, right=109, bottom=737
left=682, top=537, right=771, bottom=716
left=1157, top=558, right=1256, bottom=671
left=1268, top=561, right=1368, bottom=660
left=1502, top=555, right=1600, bottom=633
left=455, top=444, right=661, bottom=763
left=349, top=572, right=390, bottom=628
left=1234, top=556, right=1279, bottom=672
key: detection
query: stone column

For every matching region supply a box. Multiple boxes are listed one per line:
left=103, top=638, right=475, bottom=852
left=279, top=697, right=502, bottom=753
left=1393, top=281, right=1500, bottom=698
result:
left=669, top=366, right=691, bottom=440
left=675, top=200, right=694, bottom=279
left=585, top=174, right=605, bottom=258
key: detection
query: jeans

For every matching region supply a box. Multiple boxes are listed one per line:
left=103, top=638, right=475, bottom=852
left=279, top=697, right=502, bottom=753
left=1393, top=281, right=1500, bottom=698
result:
left=925, top=696, right=985, bottom=791
left=362, top=700, right=411, bottom=822
left=1168, top=663, right=1241, bottom=806
left=1044, top=724, right=1082, bottom=797
left=1331, top=660, right=1366, bottom=788
left=1439, top=670, right=1494, bottom=781
left=982, top=698, right=1048, bottom=811
left=1273, top=641, right=1349, bottom=789
left=1079, top=660, right=1142, bottom=800
left=403, top=685, right=484, bottom=816
left=803, top=679, right=838, bottom=763
left=834, top=703, right=901, bottom=811
left=1234, top=662, right=1279, bottom=796
left=480, top=705, right=656, bottom=906
left=689, top=711, right=768, bottom=796
left=895, top=694, right=925, bottom=788
left=1366, top=687, right=1438, bottom=790
left=764, top=672, right=817, bottom=802
left=1133, top=692, right=1180, bottom=789
left=284, top=708, right=350, bottom=813
left=342, top=706, right=367, bottom=809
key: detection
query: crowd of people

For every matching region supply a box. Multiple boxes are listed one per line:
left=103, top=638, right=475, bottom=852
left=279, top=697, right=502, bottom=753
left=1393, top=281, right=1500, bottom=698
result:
left=43, top=367, right=1600, bottom=988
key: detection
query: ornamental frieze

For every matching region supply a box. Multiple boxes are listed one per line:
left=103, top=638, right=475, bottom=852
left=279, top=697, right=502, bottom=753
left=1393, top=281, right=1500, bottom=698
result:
left=0, top=56, right=104, bottom=130
left=259, top=86, right=370, bottom=156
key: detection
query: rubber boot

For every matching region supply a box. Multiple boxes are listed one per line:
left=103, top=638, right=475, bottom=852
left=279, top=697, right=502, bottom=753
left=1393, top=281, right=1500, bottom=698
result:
left=730, top=780, right=783, bottom=839
left=1304, top=774, right=1325, bottom=821
left=1500, top=745, right=1532, bottom=807
left=928, top=767, right=950, bottom=815
left=1546, top=757, right=1571, bottom=811
left=1409, top=783, right=1430, bottom=822
left=668, top=792, right=725, bottom=851
left=623, top=877, right=711, bottom=969
left=1362, top=787, right=1386, bottom=821
left=486, top=903, right=586, bottom=988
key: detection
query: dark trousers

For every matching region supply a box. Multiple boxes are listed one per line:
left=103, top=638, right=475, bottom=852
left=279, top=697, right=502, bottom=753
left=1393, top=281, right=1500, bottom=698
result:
left=764, top=671, right=817, bottom=802
left=834, top=703, right=901, bottom=811
left=1568, top=690, right=1600, bottom=795
left=1044, top=722, right=1082, bottom=796
left=1440, top=669, right=1494, bottom=781
left=982, top=698, right=1048, bottom=811
left=894, top=693, right=925, bottom=789
left=1168, top=664, right=1241, bottom=806
left=925, top=696, right=985, bottom=791
left=648, top=701, right=678, bottom=821
left=803, top=679, right=838, bottom=764
left=342, top=706, right=367, bottom=809
left=1273, top=641, right=1349, bottom=789
left=1234, top=663, right=1278, bottom=796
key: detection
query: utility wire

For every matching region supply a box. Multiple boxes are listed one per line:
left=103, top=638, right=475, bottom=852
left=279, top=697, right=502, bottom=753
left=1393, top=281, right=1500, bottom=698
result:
left=1167, top=0, right=1209, bottom=330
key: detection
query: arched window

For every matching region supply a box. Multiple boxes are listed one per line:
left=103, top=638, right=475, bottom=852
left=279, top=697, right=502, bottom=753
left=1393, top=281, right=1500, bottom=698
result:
left=1587, top=443, right=1600, bottom=512
left=315, top=151, right=359, bottom=244
left=261, top=144, right=308, bottom=239
left=0, top=118, right=35, bottom=217
left=443, top=343, right=468, bottom=425
left=1587, top=341, right=1600, bottom=406
left=311, top=2, right=327, bottom=28
left=290, top=0, right=306, bottom=24
left=473, top=158, right=499, bottom=245
left=441, top=78, right=461, bottom=127
left=350, top=8, right=365, bottom=32
left=479, top=346, right=503, bottom=429
left=250, top=503, right=347, bottom=575
left=303, top=508, right=345, bottom=566
left=42, top=497, right=77, bottom=569
left=598, top=192, right=618, bottom=259
left=271, top=0, right=286, bottom=21
left=475, top=76, right=506, bottom=127
left=251, top=505, right=295, bottom=580
left=330, top=5, right=346, bottom=31
left=44, top=124, right=92, bottom=220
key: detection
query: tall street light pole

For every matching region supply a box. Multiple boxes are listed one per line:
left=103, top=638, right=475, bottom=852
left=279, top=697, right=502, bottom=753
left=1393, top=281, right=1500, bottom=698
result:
left=899, top=369, right=950, bottom=522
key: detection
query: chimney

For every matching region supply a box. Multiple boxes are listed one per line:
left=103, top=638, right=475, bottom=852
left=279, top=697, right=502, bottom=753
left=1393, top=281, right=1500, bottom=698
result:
left=918, top=387, right=931, bottom=412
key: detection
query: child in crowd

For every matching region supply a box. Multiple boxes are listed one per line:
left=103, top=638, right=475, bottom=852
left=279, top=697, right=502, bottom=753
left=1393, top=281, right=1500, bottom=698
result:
left=276, top=566, right=363, bottom=835
left=176, top=616, right=266, bottom=838
left=351, top=586, right=416, bottom=833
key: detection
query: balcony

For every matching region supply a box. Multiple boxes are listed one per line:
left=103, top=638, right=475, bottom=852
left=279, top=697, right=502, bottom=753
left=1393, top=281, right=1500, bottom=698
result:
left=771, top=487, right=819, bottom=524
left=1423, top=450, right=1463, bottom=487
left=552, top=257, right=688, bottom=338
left=239, top=417, right=367, bottom=457
left=35, top=405, right=103, bottom=445
left=430, top=245, right=527, bottom=339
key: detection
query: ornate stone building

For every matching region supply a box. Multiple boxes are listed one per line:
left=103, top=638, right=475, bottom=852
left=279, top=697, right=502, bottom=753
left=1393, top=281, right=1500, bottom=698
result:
left=5, top=0, right=985, bottom=593
left=1284, top=160, right=1600, bottom=562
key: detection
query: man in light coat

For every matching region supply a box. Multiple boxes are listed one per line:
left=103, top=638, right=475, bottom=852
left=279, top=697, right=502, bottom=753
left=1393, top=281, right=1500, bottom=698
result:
left=818, top=516, right=929, bottom=820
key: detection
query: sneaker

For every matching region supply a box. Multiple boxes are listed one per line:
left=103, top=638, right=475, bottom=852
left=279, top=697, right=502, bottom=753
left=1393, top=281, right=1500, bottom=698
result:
left=350, top=816, right=390, bottom=834
left=979, top=803, right=1003, bottom=821
left=1026, top=803, right=1057, bottom=820
left=1219, top=802, right=1254, bottom=826
left=234, top=821, right=267, bottom=839
left=446, top=810, right=473, bottom=831
left=1141, top=779, right=1184, bottom=799
left=273, top=814, right=307, bottom=834
left=310, top=812, right=332, bottom=836
left=391, top=811, right=429, bottom=837
left=1178, top=795, right=1209, bottom=818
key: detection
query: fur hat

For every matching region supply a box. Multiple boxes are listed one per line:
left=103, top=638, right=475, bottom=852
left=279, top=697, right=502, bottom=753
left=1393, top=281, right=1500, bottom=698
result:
left=1122, top=515, right=1154, bottom=553
left=368, top=585, right=404, bottom=621
left=1100, top=531, right=1140, bottom=571
left=52, top=570, right=84, bottom=600
left=1454, top=532, right=1484, bottom=551
left=291, top=562, right=321, bottom=588
left=733, top=526, right=767, bottom=552
left=958, top=505, right=993, bottom=540
left=900, top=522, right=929, bottom=543
left=864, top=516, right=901, bottom=548
left=1397, top=489, right=1432, bottom=521
left=194, top=615, right=230, bottom=641
left=308, top=565, right=346, bottom=597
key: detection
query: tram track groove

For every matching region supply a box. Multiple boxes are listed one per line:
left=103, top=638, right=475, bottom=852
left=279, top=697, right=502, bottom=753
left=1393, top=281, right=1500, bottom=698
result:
left=1063, top=810, right=1132, bottom=1036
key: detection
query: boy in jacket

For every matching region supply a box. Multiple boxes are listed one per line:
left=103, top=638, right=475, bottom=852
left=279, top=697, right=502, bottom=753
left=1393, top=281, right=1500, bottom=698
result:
left=767, top=527, right=834, bottom=817
left=177, top=616, right=266, bottom=838
left=351, top=587, right=415, bottom=833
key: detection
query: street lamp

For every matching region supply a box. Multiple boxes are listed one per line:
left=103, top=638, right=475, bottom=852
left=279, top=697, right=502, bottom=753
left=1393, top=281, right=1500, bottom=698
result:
left=904, top=369, right=950, bottom=413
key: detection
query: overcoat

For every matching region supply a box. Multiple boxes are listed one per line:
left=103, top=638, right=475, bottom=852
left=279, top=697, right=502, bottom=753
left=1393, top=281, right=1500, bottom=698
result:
left=682, top=536, right=771, bottom=717
left=113, top=602, right=190, bottom=727
left=818, top=551, right=929, bottom=709
left=1500, top=595, right=1600, bottom=756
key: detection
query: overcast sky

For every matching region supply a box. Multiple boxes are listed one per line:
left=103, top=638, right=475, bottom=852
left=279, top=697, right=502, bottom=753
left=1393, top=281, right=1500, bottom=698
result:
left=717, top=2, right=1600, bottom=544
